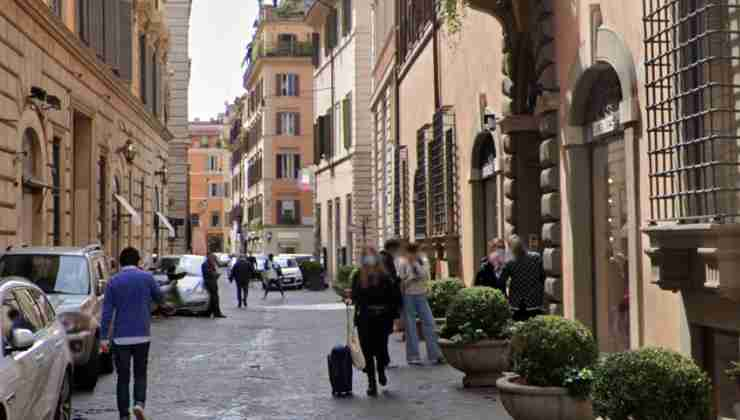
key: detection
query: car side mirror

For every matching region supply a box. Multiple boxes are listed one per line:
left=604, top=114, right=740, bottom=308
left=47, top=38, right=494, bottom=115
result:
left=11, top=329, right=35, bottom=351
left=97, top=280, right=106, bottom=296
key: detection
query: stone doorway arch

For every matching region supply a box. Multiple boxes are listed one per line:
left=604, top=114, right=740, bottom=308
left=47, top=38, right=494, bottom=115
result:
left=20, top=127, right=46, bottom=246
left=470, top=130, right=499, bottom=265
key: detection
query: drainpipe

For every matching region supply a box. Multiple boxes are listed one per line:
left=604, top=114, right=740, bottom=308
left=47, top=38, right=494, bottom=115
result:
left=432, top=7, right=441, bottom=110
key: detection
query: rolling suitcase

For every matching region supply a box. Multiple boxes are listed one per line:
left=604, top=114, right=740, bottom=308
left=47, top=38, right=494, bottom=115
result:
left=328, top=305, right=355, bottom=397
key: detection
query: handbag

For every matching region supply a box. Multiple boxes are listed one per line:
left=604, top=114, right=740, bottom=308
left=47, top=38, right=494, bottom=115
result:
left=346, top=305, right=365, bottom=370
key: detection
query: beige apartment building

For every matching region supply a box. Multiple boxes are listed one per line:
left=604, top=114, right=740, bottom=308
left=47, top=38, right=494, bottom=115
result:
left=0, top=0, right=173, bottom=259
left=239, top=0, right=314, bottom=256
left=306, top=0, right=374, bottom=278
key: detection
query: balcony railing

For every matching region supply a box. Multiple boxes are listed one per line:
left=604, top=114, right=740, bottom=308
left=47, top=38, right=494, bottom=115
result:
left=244, top=41, right=313, bottom=82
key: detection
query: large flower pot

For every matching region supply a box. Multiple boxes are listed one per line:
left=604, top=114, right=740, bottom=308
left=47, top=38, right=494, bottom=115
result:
left=497, top=374, right=594, bottom=420
left=438, top=338, right=510, bottom=387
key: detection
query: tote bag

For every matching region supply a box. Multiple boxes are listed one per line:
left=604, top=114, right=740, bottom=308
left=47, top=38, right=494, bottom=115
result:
left=346, top=305, right=366, bottom=370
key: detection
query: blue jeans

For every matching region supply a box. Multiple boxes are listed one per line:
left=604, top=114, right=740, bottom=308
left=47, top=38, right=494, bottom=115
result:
left=403, top=294, right=442, bottom=362
left=113, top=342, right=150, bottom=418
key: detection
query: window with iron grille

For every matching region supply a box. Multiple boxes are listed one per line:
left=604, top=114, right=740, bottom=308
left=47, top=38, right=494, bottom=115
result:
left=53, top=140, right=62, bottom=246
left=398, top=0, right=435, bottom=63
left=430, top=108, right=458, bottom=236
left=414, top=126, right=429, bottom=240
left=644, top=0, right=740, bottom=223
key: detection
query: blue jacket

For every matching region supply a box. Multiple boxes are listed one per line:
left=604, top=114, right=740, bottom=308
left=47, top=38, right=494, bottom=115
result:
left=101, top=266, right=163, bottom=342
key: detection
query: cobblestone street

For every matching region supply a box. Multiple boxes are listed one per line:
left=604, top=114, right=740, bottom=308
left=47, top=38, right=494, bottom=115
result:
left=72, top=277, right=512, bottom=420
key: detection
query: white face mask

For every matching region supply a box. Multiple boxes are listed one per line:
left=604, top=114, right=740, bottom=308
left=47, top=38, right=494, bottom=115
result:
left=362, top=256, right=378, bottom=266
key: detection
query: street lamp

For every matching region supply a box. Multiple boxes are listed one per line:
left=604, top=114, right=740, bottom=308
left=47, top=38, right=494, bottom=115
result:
left=155, top=165, right=168, bottom=185
left=484, top=112, right=497, bottom=132
left=117, top=139, right=137, bottom=164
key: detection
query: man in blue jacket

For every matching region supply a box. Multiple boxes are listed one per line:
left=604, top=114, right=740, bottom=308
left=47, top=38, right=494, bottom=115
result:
left=101, top=247, right=166, bottom=420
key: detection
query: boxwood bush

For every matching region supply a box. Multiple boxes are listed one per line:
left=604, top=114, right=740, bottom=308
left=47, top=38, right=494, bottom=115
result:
left=441, top=287, right=511, bottom=342
left=510, top=316, right=598, bottom=395
left=333, top=265, right=357, bottom=297
left=592, top=348, right=712, bottom=420
left=427, top=278, right=464, bottom=318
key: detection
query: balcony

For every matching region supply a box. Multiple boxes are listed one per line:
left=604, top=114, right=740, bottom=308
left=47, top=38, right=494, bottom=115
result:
left=244, top=41, right=314, bottom=83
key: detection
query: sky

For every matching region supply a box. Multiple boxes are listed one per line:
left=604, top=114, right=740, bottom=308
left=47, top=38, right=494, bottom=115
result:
left=188, top=0, right=259, bottom=121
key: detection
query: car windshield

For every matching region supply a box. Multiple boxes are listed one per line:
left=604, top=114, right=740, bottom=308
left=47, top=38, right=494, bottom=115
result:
left=0, top=254, right=90, bottom=295
left=178, top=256, right=206, bottom=276
left=275, top=258, right=297, bottom=268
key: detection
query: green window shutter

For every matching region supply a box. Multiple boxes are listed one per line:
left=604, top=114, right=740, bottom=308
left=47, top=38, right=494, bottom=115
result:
left=118, top=0, right=133, bottom=81
left=313, top=121, right=321, bottom=164
left=343, top=94, right=352, bottom=149
left=325, top=108, right=333, bottom=158
left=342, top=0, right=352, bottom=35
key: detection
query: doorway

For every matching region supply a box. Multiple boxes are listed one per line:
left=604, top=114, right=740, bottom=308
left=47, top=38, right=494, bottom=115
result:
left=20, top=128, right=43, bottom=245
left=72, top=112, right=93, bottom=245
left=471, top=131, right=498, bottom=264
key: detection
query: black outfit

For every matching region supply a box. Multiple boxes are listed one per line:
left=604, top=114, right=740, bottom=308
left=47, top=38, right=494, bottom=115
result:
left=475, top=257, right=507, bottom=297
left=263, top=260, right=285, bottom=299
left=378, top=250, right=402, bottom=367
left=201, top=261, right=226, bottom=318
left=230, top=258, right=253, bottom=307
left=113, top=342, right=150, bottom=416
left=499, top=252, right=545, bottom=321
left=351, top=271, right=398, bottom=395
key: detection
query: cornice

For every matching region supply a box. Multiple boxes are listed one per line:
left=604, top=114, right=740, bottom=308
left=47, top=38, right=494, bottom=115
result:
left=14, top=0, right=173, bottom=142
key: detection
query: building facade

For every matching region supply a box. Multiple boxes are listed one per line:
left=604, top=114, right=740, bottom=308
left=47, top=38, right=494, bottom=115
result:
left=306, top=0, right=374, bottom=279
left=239, top=0, right=315, bottom=256
left=188, top=119, right=229, bottom=255
left=165, top=0, right=193, bottom=253
left=0, top=0, right=172, bottom=259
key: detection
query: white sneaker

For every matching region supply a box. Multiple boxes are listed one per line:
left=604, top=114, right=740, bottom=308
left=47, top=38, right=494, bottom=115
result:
left=132, top=405, right=147, bottom=420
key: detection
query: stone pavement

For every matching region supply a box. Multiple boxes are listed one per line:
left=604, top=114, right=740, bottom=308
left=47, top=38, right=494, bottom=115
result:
left=73, top=279, right=513, bottom=420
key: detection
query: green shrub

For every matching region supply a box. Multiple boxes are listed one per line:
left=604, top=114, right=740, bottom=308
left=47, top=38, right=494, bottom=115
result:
left=333, top=265, right=357, bottom=297
left=427, top=279, right=464, bottom=318
left=441, top=287, right=511, bottom=343
left=510, top=316, right=598, bottom=397
left=299, top=260, right=322, bottom=276
left=592, top=348, right=712, bottom=420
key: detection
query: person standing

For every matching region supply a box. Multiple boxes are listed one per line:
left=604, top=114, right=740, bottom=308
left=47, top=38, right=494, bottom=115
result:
left=475, top=238, right=507, bottom=296
left=349, top=247, right=398, bottom=396
left=379, top=239, right=403, bottom=362
left=499, top=235, right=546, bottom=321
left=262, top=254, right=285, bottom=299
left=229, top=255, right=253, bottom=308
left=101, top=247, right=167, bottom=420
left=397, top=244, right=443, bottom=365
left=202, top=254, right=226, bottom=318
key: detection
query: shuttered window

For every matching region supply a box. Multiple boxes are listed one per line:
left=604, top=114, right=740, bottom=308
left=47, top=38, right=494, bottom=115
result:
left=342, top=0, right=352, bottom=36
left=325, top=108, right=333, bottom=158
left=76, top=0, right=90, bottom=45
left=276, top=154, right=301, bottom=179
left=276, top=74, right=299, bottom=97
left=139, top=33, right=147, bottom=103
left=103, top=0, right=119, bottom=69
left=312, top=33, right=320, bottom=67
left=343, top=93, right=352, bottom=149
left=313, top=121, right=321, bottom=164
left=277, top=112, right=300, bottom=136
left=324, top=8, right=338, bottom=56
left=119, top=0, right=133, bottom=80
left=89, top=0, right=104, bottom=59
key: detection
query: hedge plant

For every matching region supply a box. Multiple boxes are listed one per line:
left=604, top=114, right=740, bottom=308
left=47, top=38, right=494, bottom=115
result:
left=427, top=279, right=464, bottom=318
left=333, top=265, right=357, bottom=297
left=441, top=287, right=511, bottom=344
left=592, top=348, right=712, bottom=420
left=510, top=316, right=598, bottom=398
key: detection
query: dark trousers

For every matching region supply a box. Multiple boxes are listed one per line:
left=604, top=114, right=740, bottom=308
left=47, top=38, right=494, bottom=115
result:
left=357, top=315, right=392, bottom=384
left=512, top=308, right=544, bottom=322
left=113, top=342, right=150, bottom=418
left=236, top=281, right=249, bottom=306
left=263, top=278, right=284, bottom=298
left=205, top=283, right=224, bottom=316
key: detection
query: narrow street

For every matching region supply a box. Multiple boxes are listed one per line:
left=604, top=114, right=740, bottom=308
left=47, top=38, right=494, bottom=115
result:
left=72, top=276, right=512, bottom=420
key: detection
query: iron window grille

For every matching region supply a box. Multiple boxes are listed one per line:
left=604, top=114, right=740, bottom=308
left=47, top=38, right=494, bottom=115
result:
left=430, top=108, right=458, bottom=237
left=414, top=125, right=431, bottom=240
left=644, top=0, right=740, bottom=223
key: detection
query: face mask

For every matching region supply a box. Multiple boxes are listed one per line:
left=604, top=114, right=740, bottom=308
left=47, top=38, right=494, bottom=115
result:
left=363, top=256, right=378, bottom=266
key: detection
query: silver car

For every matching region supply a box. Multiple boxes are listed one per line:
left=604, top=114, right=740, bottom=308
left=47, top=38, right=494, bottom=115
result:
left=0, top=245, right=112, bottom=390
left=153, top=255, right=210, bottom=315
left=0, top=279, right=73, bottom=420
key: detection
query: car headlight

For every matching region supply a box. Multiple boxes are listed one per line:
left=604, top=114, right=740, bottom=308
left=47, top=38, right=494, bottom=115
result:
left=58, top=312, right=92, bottom=334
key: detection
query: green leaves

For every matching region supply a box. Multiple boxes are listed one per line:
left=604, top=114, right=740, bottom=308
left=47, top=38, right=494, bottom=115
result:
left=427, top=279, right=464, bottom=318
left=510, top=316, right=598, bottom=395
left=440, top=0, right=468, bottom=35
left=442, top=286, right=511, bottom=341
left=592, top=348, right=712, bottom=420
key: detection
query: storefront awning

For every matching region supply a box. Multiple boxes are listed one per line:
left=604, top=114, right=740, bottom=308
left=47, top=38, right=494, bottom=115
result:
left=114, top=194, right=141, bottom=226
left=156, top=212, right=176, bottom=238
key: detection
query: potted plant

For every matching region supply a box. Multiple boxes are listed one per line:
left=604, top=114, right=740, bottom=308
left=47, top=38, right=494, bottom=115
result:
left=438, top=287, right=512, bottom=387
left=592, top=347, right=712, bottom=420
left=497, top=316, right=598, bottom=420
left=299, top=260, right=324, bottom=291
left=427, top=278, right=464, bottom=327
left=727, top=361, right=740, bottom=419
left=332, top=265, right=357, bottom=298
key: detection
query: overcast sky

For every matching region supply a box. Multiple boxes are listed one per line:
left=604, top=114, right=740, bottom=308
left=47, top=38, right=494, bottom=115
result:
left=188, top=0, right=258, bottom=121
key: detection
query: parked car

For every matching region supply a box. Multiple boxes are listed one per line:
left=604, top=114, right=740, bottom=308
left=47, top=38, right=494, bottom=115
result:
left=152, top=255, right=210, bottom=315
left=0, top=278, right=73, bottom=419
left=0, top=244, right=111, bottom=390
left=213, top=253, right=231, bottom=267
left=274, top=256, right=304, bottom=289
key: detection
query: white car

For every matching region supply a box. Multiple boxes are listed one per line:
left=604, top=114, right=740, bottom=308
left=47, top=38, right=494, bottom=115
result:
left=153, top=255, right=211, bottom=314
left=0, top=279, right=73, bottom=419
left=214, top=253, right=231, bottom=267
left=274, top=256, right=304, bottom=289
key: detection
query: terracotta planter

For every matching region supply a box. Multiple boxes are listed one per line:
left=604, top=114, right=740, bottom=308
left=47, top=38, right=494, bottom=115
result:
left=438, top=338, right=510, bottom=387
left=497, top=374, right=594, bottom=420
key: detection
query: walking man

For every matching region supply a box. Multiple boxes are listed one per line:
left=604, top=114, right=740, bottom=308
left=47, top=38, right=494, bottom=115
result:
left=229, top=255, right=254, bottom=308
left=262, top=254, right=285, bottom=299
left=202, top=253, right=227, bottom=318
left=101, top=247, right=168, bottom=420
left=499, top=235, right=546, bottom=321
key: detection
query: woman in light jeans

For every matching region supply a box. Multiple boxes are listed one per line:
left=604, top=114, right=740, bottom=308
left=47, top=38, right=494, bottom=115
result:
left=397, top=243, right=443, bottom=365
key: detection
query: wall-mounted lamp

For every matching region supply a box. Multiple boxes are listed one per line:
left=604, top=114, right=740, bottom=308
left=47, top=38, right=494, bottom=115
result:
left=29, top=86, right=62, bottom=111
left=117, top=139, right=138, bottom=164
left=154, top=165, right=168, bottom=185
left=484, top=112, right=497, bottom=132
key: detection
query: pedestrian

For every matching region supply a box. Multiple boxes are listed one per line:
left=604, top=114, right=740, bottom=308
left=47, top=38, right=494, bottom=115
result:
left=229, top=255, right=253, bottom=308
left=101, top=247, right=169, bottom=420
left=475, top=238, right=507, bottom=296
left=201, top=253, right=227, bottom=318
left=379, top=238, right=403, bottom=364
left=499, top=235, right=546, bottom=321
left=397, top=243, right=444, bottom=366
left=262, top=254, right=285, bottom=299
left=349, top=247, right=399, bottom=396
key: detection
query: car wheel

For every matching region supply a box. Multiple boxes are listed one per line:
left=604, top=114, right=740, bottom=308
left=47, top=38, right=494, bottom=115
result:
left=54, top=370, right=72, bottom=420
left=98, top=350, right=114, bottom=375
left=75, top=336, right=100, bottom=391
